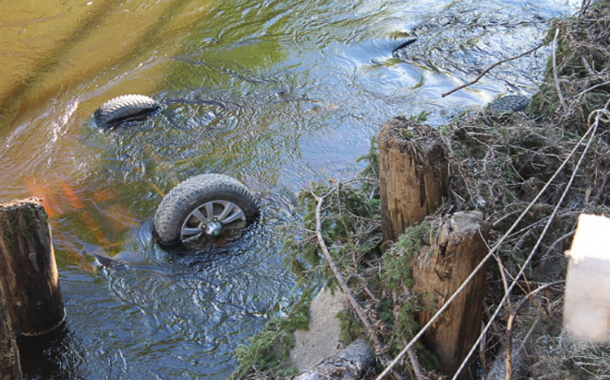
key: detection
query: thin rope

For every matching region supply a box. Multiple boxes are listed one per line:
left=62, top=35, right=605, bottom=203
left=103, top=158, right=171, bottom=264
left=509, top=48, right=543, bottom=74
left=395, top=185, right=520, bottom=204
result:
left=375, top=113, right=602, bottom=380
left=450, top=112, right=603, bottom=380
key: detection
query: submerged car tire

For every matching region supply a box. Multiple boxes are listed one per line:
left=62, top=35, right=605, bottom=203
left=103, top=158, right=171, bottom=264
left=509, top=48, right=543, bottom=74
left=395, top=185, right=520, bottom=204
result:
left=94, top=94, right=161, bottom=128
left=488, top=95, right=530, bottom=113
left=153, top=174, right=260, bottom=245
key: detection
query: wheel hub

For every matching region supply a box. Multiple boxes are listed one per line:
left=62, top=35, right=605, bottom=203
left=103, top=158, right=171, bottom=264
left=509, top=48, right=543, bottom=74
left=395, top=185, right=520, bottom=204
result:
left=204, top=220, right=223, bottom=237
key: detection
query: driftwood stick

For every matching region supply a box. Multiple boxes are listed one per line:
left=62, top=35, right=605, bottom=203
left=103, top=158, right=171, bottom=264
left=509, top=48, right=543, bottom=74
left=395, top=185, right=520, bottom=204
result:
left=505, top=281, right=565, bottom=380
left=313, top=188, right=403, bottom=380
left=313, top=188, right=382, bottom=350
left=442, top=44, right=544, bottom=98
left=552, top=28, right=568, bottom=112
left=406, top=348, right=425, bottom=380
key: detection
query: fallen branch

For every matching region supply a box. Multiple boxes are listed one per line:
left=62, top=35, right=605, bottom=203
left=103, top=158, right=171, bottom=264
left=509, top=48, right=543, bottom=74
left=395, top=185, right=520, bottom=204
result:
left=312, top=187, right=404, bottom=380
left=406, top=348, right=425, bottom=380
left=442, top=44, right=544, bottom=98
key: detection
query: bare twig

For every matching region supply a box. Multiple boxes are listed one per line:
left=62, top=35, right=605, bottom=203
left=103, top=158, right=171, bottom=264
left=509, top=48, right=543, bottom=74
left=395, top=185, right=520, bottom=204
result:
left=579, top=0, right=592, bottom=23
left=505, top=281, right=566, bottom=380
left=518, top=317, right=539, bottom=354
left=363, top=285, right=380, bottom=303
left=442, top=44, right=544, bottom=98
left=592, top=169, right=610, bottom=204
left=493, top=253, right=510, bottom=297
left=479, top=321, right=487, bottom=372
left=391, top=290, right=426, bottom=380
left=312, top=187, right=404, bottom=380
left=313, top=188, right=380, bottom=348
left=407, top=348, right=426, bottom=380
left=552, top=28, right=568, bottom=112
left=376, top=114, right=599, bottom=380
left=542, top=230, right=575, bottom=257
left=450, top=113, right=601, bottom=380
left=491, top=209, right=523, bottom=228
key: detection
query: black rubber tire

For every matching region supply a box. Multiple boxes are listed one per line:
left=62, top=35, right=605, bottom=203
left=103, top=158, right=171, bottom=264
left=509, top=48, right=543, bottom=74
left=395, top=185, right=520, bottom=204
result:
left=488, top=95, right=530, bottom=113
left=153, top=174, right=260, bottom=245
left=94, top=94, right=161, bottom=128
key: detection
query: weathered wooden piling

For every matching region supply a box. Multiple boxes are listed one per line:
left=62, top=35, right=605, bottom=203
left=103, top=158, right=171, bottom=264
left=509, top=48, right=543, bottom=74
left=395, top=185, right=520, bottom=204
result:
left=378, top=116, right=449, bottom=243
left=378, top=117, right=489, bottom=379
left=0, top=197, right=64, bottom=336
left=411, top=212, right=489, bottom=380
left=0, top=283, right=22, bottom=380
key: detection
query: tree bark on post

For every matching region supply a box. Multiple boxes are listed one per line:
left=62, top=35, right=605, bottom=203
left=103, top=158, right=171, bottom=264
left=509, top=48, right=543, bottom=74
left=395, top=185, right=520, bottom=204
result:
left=378, top=117, right=449, bottom=243
left=0, top=197, right=64, bottom=336
left=411, top=211, right=490, bottom=380
left=0, top=283, right=21, bottom=380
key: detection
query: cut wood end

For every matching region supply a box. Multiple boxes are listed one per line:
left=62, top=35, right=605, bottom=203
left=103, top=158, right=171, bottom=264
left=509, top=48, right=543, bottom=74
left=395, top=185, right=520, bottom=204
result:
left=378, top=116, right=443, bottom=152
left=0, top=197, right=44, bottom=210
left=564, top=213, right=610, bottom=342
left=443, top=211, right=489, bottom=237
left=566, top=214, right=610, bottom=263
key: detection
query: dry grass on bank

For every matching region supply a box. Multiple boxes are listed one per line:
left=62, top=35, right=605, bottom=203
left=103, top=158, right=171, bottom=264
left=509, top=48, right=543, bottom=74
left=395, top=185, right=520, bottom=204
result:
left=235, top=2, right=610, bottom=379
left=419, top=1, right=610, bottom=377
left=330, top=0, right=610, bottom=377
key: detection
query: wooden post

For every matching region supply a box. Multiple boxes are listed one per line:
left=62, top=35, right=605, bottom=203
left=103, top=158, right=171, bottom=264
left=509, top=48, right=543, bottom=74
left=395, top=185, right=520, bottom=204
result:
left=0, top=283, right=22, bottom=380
left=0, top=198, right=64, bottom=336
left=411, top=211, right=489, bottom=380
left=378, top=116, right=448, bottom=243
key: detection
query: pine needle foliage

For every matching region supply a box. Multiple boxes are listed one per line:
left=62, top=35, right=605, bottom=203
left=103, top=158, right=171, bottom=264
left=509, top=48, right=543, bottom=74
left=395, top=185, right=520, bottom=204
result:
left=234, top=3, right=610, bottom=378
left=231, top=287, right=313, bottom=380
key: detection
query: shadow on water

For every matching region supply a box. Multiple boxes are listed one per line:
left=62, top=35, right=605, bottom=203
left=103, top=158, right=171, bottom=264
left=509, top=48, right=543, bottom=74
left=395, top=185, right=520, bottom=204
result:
left=19, top=190, right=300, bottom=379
left=0, top=0, right=122, bottom=118
left=0, top=0, right=580, bottom=378
left=17, top=324, right=84, bottom=380
left=0, top=0, right=201, bottom=133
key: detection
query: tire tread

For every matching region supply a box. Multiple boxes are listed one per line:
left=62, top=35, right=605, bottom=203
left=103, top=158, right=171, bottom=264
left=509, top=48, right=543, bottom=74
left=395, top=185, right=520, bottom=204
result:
left=153, top=174, right=259, bottom=244
left=95, top=94, right=161, bottom=128
left=488, top=95, right=530, bottom=113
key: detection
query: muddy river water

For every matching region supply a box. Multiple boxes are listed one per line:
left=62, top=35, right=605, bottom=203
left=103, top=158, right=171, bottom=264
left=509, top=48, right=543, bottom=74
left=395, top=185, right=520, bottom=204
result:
left=0, top=0, right=578, bottom=378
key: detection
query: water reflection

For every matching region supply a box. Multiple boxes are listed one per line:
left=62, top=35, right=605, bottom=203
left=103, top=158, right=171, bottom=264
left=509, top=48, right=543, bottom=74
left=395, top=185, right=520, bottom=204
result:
left=0, top=0, right=579, bottom=378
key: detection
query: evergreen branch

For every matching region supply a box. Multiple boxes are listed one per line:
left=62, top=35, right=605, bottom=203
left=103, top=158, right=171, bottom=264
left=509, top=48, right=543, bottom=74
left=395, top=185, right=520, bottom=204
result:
left=312, top=186, right=405, bottom=380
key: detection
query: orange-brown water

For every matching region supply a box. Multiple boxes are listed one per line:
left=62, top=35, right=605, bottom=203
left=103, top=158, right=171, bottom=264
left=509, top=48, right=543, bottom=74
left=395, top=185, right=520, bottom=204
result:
left=0, top=0, right=578, bottom=378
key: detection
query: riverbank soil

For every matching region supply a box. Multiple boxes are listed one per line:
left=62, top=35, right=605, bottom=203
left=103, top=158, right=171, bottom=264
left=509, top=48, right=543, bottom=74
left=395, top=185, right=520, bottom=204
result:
left=234, top=1, right=610, bottom=378
left=289, top=287, right=348, bottom=371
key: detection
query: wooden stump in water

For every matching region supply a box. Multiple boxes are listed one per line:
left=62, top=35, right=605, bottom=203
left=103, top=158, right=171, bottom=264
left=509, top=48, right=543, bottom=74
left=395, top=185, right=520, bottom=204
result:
left=0, top=198, right=64, bottom=336
left=378, top=117, right=448, bottom=243
left=411, top=211, right=489, bottom=380
left=0, top=284, right=21, bottom=380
